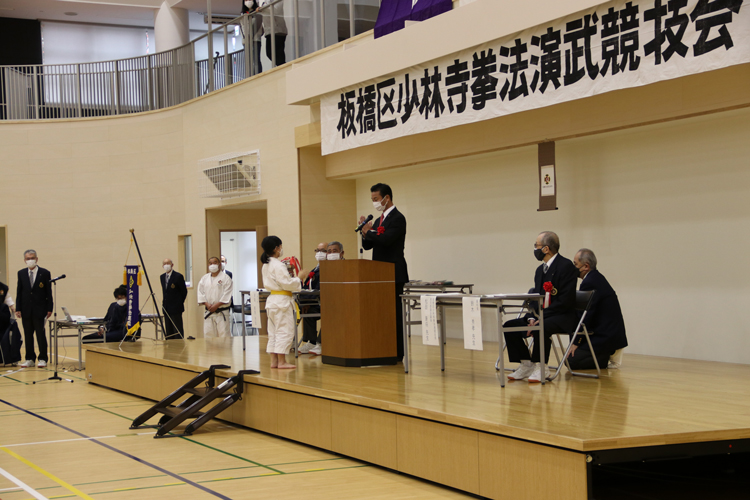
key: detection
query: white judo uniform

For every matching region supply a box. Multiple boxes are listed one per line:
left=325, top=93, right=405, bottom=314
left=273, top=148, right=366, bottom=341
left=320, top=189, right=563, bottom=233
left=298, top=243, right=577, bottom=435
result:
left=262, top=257, right=301, bottom=354
left=197, top=271, right=233, bottom=338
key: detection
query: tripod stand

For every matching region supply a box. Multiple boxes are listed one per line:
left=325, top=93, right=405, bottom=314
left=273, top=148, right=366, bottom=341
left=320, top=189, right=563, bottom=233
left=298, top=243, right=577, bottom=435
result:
left=34, top=279, right=73, bottom=384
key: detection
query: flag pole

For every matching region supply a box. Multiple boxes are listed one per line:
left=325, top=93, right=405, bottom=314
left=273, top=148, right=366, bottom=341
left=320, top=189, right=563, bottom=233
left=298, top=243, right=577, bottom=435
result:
left=129, top=229, right=167, bottom=339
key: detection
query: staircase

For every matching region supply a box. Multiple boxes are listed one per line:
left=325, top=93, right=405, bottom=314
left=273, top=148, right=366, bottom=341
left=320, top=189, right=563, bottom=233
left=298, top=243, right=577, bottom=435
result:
left=130, top=364, right=259, bottom=438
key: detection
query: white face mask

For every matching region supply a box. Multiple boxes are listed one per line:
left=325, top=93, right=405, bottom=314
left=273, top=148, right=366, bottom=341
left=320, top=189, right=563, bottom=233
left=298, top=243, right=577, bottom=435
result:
left=26, top=259, right=37, bottom=269
left=278, top=248, right=284, bottom=258
left=209, top=264, right=219, bottom=273
left=315, top=252, right=326, bottom=262
left=373, top=199, right=386, bottom=212
left=116, top=299, right=127, bottom=307
left=221, top=262, right=226, bottom=270
left=326, top=253, right=340, bottom=261
left=163, top=264, right=172, bottom=272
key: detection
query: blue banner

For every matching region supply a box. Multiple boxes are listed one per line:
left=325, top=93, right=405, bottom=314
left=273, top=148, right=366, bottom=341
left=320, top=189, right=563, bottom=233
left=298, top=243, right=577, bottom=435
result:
left=125, top=265, right=141, bottom=338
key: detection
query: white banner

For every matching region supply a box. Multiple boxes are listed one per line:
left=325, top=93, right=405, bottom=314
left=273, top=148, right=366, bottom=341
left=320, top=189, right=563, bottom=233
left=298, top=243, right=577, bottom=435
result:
left=462, top=296, right=483, bottom=351
left=322, top=0, right=749, bottom=155
left=250, top=291, right=261, bottom=328
left=420, top=295, right=440, bottom=346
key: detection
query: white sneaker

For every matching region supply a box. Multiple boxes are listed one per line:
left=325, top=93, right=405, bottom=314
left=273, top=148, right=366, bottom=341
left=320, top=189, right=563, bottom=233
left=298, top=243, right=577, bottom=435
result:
left=38, top=360, right=47, bottom=368
left=528, top=363, right=551, bottom=383
left=19, top=360, right=34, bottom=368
left=309, top=344, right=322, bottom=356
left=508, top=361, right=535, bottom=380
left=298, top=342, right=313, bottom=354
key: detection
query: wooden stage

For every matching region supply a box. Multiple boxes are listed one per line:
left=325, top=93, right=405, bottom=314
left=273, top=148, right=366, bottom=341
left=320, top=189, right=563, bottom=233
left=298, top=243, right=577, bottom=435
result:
left=84, top=337, right=750, bottom=499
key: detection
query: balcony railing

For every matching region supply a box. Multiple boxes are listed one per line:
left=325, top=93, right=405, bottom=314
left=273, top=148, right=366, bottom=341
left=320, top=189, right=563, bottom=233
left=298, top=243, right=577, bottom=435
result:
left=0, top=0, right=379, bottom=121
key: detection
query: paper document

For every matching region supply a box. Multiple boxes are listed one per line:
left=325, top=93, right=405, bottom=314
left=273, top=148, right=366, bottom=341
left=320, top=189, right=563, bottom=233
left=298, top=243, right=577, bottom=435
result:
left=420, top=295, right=439, bottom=346
left=249, top=291, right=261, bottom=328
left=462, top=296, right=483, bottom=351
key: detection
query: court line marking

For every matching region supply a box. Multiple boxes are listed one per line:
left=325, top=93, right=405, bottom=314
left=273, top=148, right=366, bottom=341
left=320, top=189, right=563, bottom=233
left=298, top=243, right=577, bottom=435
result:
left=0, top=447, right=90, bottom=499
left=0, top=368, right=25, bottom=378
left=0, top=466, right=48, bottom=499
left=0, top=398, right=233, bottom=500
left=0, top=436, right=117, bottom=448
left=86, top=403, right=286, bottom=476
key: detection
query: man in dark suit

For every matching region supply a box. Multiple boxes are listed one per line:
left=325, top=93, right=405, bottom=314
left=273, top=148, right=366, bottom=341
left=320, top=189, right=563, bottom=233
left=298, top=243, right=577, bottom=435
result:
left=220, top=255, right=233, bottom=279
left=298, top=242, right=328, bottom=355
left=505, top=232, right=578, bottom=383
left=82, top=286, right=129, bottom=343
left=161, top=258, right=188, bottom=339
left=359, top=183, right=409, bottom=361
left=15, top=249, right=53, bottom=368
left=568, top=248, right=628, bottom=370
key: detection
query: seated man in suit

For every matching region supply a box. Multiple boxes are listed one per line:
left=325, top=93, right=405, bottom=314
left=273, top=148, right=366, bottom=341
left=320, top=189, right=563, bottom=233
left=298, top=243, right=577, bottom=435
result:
left=298, top=242, right=327, bottom=355
left=83, top=286, right=129, bottom=343
left=505, top=231, right=579, bottom=383
left=567, top=248, right=628, bottom=370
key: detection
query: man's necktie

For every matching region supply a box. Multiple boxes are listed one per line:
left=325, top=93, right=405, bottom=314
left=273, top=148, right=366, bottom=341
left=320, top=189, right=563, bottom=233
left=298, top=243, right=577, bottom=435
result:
left=29, top=270, right=34, bottom=286
left=543, top=263, right=549, bottom=274
left=379, top=214, right=384, bottom=226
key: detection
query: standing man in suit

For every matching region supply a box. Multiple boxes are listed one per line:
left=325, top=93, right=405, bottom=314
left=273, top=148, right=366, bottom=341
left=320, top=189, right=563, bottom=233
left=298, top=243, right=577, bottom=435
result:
left=220, top=255, right=233, bottom=279
left=359, top=183, right=409, bottom=361
left=161, top=258, right=188, bottom=339
left=505, top=232, right=578, bottom=383
left=568, top=248, right=628, bottom=370
left=15, top=250, right=53, bottom=368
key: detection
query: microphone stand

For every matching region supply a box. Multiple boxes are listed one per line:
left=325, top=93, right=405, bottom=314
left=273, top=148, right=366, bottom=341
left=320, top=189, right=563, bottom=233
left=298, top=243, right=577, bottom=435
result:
left=34, top=278, right=73, bottom=384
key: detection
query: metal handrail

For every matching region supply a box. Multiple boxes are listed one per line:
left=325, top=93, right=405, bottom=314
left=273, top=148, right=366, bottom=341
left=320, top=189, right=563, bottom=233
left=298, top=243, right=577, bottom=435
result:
left=0, top=0, right=379, bottom=121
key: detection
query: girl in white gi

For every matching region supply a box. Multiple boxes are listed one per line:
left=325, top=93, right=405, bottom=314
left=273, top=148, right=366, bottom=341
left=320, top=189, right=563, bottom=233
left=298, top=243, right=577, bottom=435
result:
left=260, top=236, right=301, bottom=369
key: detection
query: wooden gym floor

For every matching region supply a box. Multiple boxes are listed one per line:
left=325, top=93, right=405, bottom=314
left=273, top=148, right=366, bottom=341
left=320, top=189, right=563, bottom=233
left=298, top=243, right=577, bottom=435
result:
left=0, top=364, right=472, bottom=500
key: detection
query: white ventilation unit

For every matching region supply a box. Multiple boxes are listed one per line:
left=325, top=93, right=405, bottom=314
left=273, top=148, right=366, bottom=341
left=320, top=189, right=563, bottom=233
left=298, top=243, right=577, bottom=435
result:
left=198, top=150, right=261, bottom=199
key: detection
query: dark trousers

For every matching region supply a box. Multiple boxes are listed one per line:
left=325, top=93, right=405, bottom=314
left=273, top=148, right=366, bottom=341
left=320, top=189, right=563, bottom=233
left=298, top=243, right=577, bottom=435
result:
left=82, top=328, right=126, bottom=343
left=252, top=40, right=263, bottom=74
left=163, top=308, right=184, bottom=340
left=396, top=282, right=405, bottom=360
left=265, top=34, right=286, bottom=66
left=503, top=314, right=575, bottom=364
left=22, top=314, right=47, bottom=362
left=302, top=305, right=320, bottom=344
left=567, top=348, right=611, bottom=370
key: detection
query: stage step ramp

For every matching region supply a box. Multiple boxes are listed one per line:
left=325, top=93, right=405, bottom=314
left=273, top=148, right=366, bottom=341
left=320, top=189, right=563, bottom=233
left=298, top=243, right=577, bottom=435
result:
left=130, top=364, right=259, bottom=438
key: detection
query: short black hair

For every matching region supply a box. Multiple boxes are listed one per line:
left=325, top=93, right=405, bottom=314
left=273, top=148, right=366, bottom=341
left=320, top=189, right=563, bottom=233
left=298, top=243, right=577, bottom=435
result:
left=114, top=285, right=127, bottom=298
left=370, top=183, right=393, bottom=200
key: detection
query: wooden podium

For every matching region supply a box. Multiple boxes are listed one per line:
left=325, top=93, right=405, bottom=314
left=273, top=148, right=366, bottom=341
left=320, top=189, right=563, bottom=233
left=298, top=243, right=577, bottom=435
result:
left=319, top=260, right=398, bottom=367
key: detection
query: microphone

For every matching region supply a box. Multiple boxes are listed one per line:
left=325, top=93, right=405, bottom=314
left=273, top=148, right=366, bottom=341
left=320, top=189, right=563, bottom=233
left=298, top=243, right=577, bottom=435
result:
left=50, top=274, right=66, bottom=282
left=355, top=214, right=373, bottom=233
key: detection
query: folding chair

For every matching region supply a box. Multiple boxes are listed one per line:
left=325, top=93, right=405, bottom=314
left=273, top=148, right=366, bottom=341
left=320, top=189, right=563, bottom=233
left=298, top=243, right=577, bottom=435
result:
left=547, top=290, right=600, bottom=381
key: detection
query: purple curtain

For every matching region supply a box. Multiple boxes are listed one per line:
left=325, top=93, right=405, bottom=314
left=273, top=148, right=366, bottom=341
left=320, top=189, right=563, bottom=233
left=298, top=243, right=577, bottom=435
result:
left=374, top=0, right=419, bottom=39
left=410, top=0, right=453, bottom=22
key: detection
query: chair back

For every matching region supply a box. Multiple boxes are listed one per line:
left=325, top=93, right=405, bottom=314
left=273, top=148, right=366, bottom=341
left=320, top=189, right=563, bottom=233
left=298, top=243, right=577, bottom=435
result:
left=575, top=290, right=595, bottom=312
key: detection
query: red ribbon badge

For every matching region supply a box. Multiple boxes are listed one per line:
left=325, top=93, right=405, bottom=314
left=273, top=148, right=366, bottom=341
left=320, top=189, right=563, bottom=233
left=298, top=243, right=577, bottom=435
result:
left=377, top=226, right=385, bottom=235
left=542, top=281, right=553, bottom=308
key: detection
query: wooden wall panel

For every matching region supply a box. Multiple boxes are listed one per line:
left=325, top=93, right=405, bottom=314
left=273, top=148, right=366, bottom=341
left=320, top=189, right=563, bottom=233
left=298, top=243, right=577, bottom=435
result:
left=331, top=401, right=398, bottom=469
left=478, top=433, right=587, bottom=499
left=396, top=415, right=480, bottom=495
left=276, top=391, right=332, bottom=450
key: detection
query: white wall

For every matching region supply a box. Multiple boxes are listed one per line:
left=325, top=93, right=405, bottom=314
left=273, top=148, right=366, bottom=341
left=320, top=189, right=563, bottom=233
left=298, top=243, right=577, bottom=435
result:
left=42, top=22, right=154, bottom=64
left=356, top=106, right=750, bottom=363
